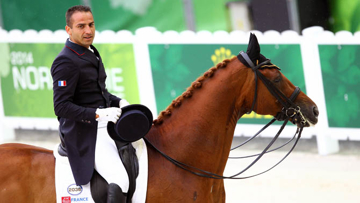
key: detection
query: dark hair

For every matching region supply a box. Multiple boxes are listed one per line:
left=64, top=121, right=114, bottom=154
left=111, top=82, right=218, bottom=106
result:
left=66, top=5, right=92, bottom=28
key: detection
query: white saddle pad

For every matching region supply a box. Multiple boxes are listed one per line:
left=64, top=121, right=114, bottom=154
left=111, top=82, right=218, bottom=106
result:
left=53, top=139, right=148, bottom=203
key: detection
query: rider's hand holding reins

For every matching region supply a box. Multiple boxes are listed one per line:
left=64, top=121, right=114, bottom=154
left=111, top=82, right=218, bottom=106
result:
left=95, top=107, right=121, bottom=123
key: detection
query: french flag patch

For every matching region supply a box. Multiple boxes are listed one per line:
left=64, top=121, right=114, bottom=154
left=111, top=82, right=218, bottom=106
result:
left=58, top=80, right=67, bottom=87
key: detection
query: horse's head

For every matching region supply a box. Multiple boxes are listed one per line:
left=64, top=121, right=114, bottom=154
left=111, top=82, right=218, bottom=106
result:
left=239, top=34, right=318, bottom=127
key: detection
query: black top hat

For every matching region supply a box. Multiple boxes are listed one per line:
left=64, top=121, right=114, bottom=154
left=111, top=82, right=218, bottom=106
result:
left=107, top=104, right=153, bottom=142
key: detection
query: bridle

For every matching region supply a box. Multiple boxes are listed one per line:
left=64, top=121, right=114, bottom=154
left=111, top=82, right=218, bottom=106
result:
left=238, top=51, right=307, bottom=125
left=144, top=51, right=308, bottom=179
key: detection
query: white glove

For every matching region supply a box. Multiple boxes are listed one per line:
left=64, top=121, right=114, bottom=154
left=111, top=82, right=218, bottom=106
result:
left=95, top=107, right=121, bottom=123
left=119, top=99, right=130, bottom=108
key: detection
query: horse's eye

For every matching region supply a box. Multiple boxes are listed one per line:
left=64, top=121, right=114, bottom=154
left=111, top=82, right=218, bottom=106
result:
left=274, top=75, right=282, bottom=83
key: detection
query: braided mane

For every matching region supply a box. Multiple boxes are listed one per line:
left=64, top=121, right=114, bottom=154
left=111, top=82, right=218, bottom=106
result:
left=153, top=58, right=233, bottom=125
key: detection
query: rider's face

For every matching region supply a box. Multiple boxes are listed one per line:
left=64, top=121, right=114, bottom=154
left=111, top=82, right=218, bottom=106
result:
left=66, top=11, right=95, bottom=48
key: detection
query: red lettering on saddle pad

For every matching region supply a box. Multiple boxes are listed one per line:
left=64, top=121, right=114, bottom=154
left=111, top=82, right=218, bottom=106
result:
left=62, top=196, right=71, bottom=203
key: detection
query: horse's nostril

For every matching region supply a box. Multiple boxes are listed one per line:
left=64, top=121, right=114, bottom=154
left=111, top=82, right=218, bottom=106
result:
left=313, top=106, right=319, bottom=117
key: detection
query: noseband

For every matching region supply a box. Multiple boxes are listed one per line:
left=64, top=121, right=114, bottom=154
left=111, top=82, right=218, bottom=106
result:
left=145, top=52, right=307, bottom=179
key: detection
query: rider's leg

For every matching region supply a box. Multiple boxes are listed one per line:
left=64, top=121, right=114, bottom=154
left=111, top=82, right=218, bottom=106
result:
left=95, top=122, right=129, bottom=193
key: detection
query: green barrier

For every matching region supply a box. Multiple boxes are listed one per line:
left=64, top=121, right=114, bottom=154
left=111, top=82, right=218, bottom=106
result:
left=95, top=44, right=140, bottom=104
left=318, top=44, right=360, bottom=128
left=149, top=44, right=306, bottom=125
left=0, top=43, right=139, bottom=118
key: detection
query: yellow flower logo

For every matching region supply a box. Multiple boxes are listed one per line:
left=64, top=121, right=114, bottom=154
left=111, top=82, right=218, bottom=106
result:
left=211, top=47, right=235, bottom=65
left=242, top=112, right=273, bottom=119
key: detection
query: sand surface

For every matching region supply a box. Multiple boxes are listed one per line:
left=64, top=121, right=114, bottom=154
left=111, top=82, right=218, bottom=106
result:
left=224, top=149, right=360, bottom=203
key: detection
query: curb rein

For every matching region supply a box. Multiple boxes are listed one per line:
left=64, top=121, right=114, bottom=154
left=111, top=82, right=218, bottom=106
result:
left=144, top=51, right=306, bottom=179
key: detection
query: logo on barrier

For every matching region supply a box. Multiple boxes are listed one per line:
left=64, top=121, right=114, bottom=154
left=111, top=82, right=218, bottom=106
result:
left=211, top=47, right=235, bottom=65
left=67, top=184, right=83, bottom=196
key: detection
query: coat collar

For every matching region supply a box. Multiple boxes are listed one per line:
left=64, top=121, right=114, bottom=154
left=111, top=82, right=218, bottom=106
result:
left=65, top=39, right=101, bottom=67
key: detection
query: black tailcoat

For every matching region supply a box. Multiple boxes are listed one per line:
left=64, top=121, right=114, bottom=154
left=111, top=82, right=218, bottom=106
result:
left=51, top=39, right=121, bottom=185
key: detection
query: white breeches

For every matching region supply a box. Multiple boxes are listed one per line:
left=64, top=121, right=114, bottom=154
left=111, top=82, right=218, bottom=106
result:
left=94, top=121, right=129, bottom=192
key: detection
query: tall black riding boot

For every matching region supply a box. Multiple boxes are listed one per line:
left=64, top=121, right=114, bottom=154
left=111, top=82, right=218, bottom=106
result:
left=107, top=183, right=127, bottom=203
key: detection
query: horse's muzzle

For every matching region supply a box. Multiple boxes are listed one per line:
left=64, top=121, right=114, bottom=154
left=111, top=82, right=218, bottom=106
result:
left=276, top=105, right=318, bottom=128
left=292, top=105, right=319, bottom=127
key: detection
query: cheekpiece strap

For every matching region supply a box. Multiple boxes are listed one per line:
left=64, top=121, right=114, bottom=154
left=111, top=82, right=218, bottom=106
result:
left=239, top=51, right=256, bottom=69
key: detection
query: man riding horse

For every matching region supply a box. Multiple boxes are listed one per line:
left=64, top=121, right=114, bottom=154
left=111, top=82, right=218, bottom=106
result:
left=0, top=16, right=319, bottom=202
left=51, top=5, right=152, bottom=203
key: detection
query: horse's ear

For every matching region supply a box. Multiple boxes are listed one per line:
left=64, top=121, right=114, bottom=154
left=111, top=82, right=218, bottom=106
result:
left=246, top=33, right=261, bottom=63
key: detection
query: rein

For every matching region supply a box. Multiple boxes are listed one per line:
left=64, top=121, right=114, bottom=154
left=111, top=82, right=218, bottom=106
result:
left=145, top=52, right=306, bottom=179
left=144, top=123, right=303, bottom=179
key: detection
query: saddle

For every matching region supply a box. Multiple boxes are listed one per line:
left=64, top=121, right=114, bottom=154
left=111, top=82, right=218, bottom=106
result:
left=58, top=132, right=139, bottom=203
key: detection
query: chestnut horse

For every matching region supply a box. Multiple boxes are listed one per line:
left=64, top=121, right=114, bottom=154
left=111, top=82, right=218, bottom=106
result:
left=0, top=34, right=318, bottom=202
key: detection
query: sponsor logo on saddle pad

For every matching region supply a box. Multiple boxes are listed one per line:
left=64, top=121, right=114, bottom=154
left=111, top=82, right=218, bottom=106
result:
left=71, top=197, right=89, bottom=202
left=62, top=196, right=71, bottom=203
left=67, top=184, right=83, bottom=195
left=62, top=196, right=89, bottom=202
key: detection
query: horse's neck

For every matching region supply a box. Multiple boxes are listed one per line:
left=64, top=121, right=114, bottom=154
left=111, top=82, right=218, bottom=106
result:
left=150, top=59, right=249, bottom=174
